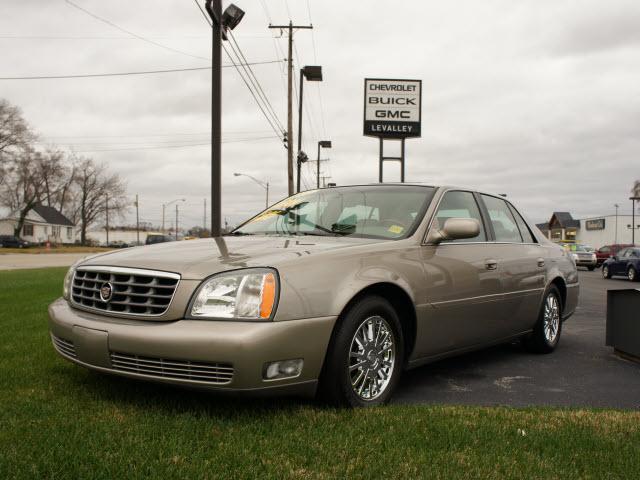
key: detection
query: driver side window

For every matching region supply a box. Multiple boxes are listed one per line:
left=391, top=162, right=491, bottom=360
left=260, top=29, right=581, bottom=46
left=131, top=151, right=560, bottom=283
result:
left=433, top=191, right=486, bottom=243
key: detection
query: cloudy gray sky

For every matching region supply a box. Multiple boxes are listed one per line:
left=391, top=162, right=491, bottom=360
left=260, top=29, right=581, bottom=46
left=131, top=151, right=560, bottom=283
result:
left=1, top=0, right=639, bottom=228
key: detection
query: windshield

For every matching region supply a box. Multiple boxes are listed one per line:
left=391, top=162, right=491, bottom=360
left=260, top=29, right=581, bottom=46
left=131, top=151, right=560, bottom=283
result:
left=232, top=185, right=435, bottom=239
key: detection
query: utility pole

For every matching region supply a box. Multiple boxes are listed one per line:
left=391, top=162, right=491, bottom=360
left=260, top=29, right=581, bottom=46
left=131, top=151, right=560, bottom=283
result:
left=105, top=193, right=109, bottom=245
left=162, top=204, right=166, bottom=233
left=269, top=21, right=313, bottom=196
left=320, top=176, right=331, bottom=188
left=135, top=194, right=140, bottom=245
left=175, top=204, right=179, bottom=241
left=203, top=198, right=207, bottom=233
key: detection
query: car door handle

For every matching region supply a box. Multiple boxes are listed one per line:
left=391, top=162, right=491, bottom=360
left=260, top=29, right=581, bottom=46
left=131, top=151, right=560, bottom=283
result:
left=485, top=259, right=498, bottom=270
left=537, top=258, right=545, bottom=268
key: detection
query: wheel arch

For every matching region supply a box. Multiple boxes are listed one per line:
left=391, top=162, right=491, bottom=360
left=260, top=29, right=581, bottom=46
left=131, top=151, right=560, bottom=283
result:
left=331, top=282, right=418, bottom=365
left=549, top=276, right=567, bottom=310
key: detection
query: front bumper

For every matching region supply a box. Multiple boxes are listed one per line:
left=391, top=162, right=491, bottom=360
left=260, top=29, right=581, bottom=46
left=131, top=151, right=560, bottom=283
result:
left=574, top=258, right=597, bottom=268
left=48, top=298, right=337, bottom=396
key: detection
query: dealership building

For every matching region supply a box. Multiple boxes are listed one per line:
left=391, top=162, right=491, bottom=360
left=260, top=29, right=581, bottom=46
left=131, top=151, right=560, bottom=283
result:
left=536, top=212, right=639, bottom=248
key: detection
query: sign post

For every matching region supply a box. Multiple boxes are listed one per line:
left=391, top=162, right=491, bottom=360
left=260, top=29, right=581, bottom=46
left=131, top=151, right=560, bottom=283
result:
left=364, top=78, right=422, bottom=182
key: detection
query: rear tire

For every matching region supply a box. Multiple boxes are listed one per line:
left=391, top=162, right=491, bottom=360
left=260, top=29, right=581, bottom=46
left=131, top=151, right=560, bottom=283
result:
left=318, top=296, right=404, bottom=407
left=587, top=266, right=595, bottom=271
left=523, top=285, right=562, bottom=354
left=629, top=266, right=638, bottom=282
left=602, top=265, right=612, bottom=279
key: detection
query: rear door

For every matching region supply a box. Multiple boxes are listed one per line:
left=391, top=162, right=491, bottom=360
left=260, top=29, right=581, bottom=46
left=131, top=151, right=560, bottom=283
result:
left=478, top=194, right=546, bottom=335
left=611, top=248, right=629, bottom=275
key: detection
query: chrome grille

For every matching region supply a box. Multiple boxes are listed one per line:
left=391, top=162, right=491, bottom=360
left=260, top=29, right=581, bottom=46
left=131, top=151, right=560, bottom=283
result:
left=110, top=352, right=234, bottom=385
left=51, top=334, right=76, bottom=358
left=71, top=266, right=180, bottom=316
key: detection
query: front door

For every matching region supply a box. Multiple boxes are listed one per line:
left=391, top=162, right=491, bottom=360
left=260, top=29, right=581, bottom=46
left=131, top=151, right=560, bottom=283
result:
left=416, top=190, right=504, bottom=358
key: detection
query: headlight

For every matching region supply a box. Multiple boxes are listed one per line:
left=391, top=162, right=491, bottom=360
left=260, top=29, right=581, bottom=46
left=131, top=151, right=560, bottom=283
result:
left=591, top=253, right=597, bottom=261
left=189, top=268, right=278, bottom=320
left=62, top=261, right=83, bottom=300
left=570, top=253, right=578, bottom=263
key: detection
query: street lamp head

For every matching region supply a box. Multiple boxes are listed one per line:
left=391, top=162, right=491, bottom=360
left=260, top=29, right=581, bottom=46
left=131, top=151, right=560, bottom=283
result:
left=221, top=4, right=245, bottom=31
left=233, top=173, right=241, bottom=177
left=319, top=140, right=332, bottom=149
left=302, top=65, right=323, bottom=82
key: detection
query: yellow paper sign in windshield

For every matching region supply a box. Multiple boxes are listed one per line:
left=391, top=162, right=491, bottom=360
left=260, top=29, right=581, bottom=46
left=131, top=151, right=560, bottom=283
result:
left=387, top=225, right=404, bottom=234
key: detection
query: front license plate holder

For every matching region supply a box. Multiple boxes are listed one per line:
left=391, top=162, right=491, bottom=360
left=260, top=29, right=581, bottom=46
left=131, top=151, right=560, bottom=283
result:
left=72, top=326, right=110, bottom=368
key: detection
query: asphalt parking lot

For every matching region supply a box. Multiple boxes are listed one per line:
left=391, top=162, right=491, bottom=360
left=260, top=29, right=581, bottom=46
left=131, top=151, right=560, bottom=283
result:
left=394, top=269, right=640, bottom=409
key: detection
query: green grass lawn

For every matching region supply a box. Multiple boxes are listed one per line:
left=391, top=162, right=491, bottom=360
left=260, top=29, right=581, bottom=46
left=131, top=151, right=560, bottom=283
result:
left=1, top=268, right=639, bottom=479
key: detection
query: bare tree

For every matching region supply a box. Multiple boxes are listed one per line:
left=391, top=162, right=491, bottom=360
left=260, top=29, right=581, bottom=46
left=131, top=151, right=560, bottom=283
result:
left=39, top=149, right=77, bottom=212
left=0, top=99, right=34, bottom=187
left=72, top=157, right=128, bottom=245
left=632, top=180, right=640, bottom=199
left=0, top=149, right=48, bottom=236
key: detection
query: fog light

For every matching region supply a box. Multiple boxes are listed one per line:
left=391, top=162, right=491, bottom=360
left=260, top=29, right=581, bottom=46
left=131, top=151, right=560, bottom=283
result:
left=263, top=359, right=303, bottom=380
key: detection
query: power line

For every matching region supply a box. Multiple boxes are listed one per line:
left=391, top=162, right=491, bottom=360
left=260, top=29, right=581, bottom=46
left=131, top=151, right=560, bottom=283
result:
left=227, top=30, right=285, bottom=132
left=306, top=0, right=328, bottom=139
left=64, top=0, right=210, bottom=61
left=69, top=135, right=280, bottom=153
left=192, top=0, right=212, bottom=27
left=40, top=130, right=272, bottom=140
left=0, top=61, right=284, bottom=80
left=189, top=1, right=285, bottom=143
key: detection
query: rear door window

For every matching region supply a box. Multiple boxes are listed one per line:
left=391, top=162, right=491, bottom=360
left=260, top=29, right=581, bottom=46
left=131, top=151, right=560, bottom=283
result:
left=480, top=195, right=523, bottom=243
left=507, top=204, right=537, bottom=243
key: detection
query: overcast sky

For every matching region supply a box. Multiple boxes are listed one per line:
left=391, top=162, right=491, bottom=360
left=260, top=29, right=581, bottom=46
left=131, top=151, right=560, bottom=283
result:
left=1, top=0, right=639, bottom=228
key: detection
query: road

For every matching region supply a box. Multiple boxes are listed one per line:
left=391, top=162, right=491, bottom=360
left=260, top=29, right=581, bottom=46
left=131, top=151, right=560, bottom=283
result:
left=394, top=270, right=640, bottom=408
left=0, top=253, right=90, bottom=270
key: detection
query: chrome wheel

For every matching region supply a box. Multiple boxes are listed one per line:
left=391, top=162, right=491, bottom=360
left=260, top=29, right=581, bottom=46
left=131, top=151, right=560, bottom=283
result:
left=543, top=293, right=560, bottom=344
left=629, top=268, right=636, bottom=282
left=349, top=315, right=395, bottom=401
left=602, top=266, right=609, bottom=278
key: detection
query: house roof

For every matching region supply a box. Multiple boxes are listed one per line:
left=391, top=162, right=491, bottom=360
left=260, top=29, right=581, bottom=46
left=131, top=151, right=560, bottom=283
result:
left=536, top=222, right=550, bottom=231
left=549, top=211, right=580, bottom=229
left=32, top=204, right=74, bottom=227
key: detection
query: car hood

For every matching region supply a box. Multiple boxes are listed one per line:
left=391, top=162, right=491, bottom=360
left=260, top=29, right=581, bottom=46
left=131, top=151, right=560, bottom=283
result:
left=80, top=235, right=387, bottom=280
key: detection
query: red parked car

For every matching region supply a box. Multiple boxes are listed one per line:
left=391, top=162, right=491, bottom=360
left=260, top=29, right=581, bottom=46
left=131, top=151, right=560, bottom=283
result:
left=595, top=244, right=634, bottom=266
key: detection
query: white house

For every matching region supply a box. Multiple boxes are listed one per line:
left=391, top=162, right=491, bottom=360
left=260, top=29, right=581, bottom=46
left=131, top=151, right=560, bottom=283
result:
left=0, top=204, right=77, bottom=244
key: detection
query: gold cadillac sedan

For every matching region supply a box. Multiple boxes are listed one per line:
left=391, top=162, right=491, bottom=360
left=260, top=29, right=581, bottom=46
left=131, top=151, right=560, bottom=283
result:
left=49, top=184, right=579, bottom=407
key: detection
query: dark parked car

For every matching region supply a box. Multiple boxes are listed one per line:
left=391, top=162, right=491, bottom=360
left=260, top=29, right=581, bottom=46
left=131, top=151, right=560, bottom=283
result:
left=145, top=234, right=175, bottom=245
left=595, top=244, right=633, bottom=266
left=602, top=247, right=640, bottom=281
left=0, top=235, right=30, bottom=248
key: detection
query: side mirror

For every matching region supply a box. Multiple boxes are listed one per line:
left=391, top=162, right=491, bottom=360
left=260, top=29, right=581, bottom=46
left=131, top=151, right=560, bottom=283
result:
left=427, top=218, right=480, bottom=245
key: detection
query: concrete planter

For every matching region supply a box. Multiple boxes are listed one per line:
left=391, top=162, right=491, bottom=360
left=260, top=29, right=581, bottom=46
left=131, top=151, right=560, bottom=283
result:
left=606, top=289, right=640, bottom=362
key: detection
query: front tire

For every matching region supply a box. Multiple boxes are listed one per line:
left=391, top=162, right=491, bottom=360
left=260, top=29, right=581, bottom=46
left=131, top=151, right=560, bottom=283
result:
left=629, top=266, right=638, bottom=282
left=524, top=286, right=562, bottom=354
left=587, top=266, right=595, bottom=271
left=319, top=296, right=404, bottom=407
left=603, top=265, right=612, bottom=279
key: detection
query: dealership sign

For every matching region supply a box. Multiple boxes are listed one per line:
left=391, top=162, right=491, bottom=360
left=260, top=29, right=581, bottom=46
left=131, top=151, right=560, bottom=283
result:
left=586, top=218, right=605, bottom=231
left=364, top=78, right=422, bottom=138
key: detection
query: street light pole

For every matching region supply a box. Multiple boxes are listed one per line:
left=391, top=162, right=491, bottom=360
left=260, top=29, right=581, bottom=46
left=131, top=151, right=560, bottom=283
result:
left=296, top=66, right=323, bottom=193
left=163, top=198, right=185, bottom=234
left=614, top=203, right=619, bottom=245
left=631, top=196, right=640, bottom=245
left=206, top=0, right=222, bottom=238
left=205, top=1, right=245, bottom=237
left=234, top=173, right=269, bottom=208
left=316, top=140, right=332, bottom=189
